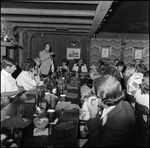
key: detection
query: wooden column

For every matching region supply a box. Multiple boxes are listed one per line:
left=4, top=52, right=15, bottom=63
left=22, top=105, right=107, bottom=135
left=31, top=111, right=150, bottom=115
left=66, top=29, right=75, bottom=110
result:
left=19, top=31, right=23, bottom=67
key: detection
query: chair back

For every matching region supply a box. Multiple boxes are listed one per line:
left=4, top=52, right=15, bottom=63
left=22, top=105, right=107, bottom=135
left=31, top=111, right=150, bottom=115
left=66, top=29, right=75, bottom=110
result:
left=135, top=101, right=149, bottom=115
left=126, top=94, right=136, bottom=103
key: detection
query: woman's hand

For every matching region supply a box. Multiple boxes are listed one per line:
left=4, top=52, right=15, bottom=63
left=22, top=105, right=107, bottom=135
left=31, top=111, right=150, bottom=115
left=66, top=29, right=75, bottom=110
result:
left=87, top=96, right=101, bottom=118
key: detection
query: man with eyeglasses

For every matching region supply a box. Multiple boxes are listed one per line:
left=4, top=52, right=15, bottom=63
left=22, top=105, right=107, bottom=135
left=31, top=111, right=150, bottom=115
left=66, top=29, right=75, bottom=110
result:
left=1, top=57, right=24, bottom=105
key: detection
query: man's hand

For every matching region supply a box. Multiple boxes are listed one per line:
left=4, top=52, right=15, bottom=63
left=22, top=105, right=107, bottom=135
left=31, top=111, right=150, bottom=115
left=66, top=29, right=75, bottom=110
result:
left=87, top=96, right=101, bottom=118
left=1, top=96, right=10, bottom=105
left=17, top=86, right=25, bottom=94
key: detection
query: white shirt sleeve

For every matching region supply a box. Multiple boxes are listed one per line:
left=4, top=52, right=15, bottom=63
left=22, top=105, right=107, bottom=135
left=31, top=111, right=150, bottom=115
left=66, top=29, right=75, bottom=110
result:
left=1, top=74, right=7, bottom=93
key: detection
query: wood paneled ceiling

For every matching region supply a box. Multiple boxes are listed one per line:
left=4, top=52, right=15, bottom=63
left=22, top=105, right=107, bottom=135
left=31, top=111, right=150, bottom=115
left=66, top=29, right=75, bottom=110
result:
left=1, top=1, right=149, bottom=38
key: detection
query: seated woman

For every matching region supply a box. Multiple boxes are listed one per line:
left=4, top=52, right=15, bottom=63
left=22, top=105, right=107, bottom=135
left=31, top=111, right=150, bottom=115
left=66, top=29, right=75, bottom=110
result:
left=16, top=59, right=42, bottom=91
left=72, top=58, right=88, bottom=73
left=125, top=63, right=147, bottom=96
left=82, top=75, right=137, bottom=147
left=134, top=71, right=149, bottom=122
left=57, top=59, right=70, bottom=73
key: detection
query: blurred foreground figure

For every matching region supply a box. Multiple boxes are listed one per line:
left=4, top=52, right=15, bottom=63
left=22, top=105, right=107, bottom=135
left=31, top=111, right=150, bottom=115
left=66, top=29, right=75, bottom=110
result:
left=83, top=75, right=137, bottom=147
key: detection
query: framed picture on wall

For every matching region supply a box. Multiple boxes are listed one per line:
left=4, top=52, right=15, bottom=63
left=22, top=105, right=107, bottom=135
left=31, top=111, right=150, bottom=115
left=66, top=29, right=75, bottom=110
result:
left=133, top=47, right=144, bottom=60
left=66, top=48, right=81, bottom=60
left=99, top=46, right=111, bottom=59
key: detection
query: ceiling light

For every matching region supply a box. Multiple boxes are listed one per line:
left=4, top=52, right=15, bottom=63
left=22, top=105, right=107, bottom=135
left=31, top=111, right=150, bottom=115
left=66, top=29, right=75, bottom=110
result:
left=109, top=9, right=112, bottom=12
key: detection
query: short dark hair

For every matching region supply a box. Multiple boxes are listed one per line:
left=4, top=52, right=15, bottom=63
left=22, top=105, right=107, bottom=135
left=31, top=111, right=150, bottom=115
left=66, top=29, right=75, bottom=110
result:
left=136, top=64, right=147, bottom=74
left=22, top=59, right=36, bottom=71
left=1, top=57, right=17, bottom=69
left=114, top=59, right=119, bottom=62
left=116, top=61, right=126, bottom=73
left=43, top=43, right=51, bottom=50
left=94, top=75, right=124, bottom=106
left=62, top=59, right=69, bottom=66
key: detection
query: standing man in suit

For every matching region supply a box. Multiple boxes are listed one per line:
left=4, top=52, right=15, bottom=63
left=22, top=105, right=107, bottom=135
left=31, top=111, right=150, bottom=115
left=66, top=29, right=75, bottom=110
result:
left=39, top=43, right=55, bottom=78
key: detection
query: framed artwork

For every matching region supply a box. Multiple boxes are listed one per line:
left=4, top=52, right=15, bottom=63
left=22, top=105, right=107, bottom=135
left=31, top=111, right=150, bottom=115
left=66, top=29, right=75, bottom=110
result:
left=133, top=47, right=144, bottom=60
left=99, top=46, right=111, bottom=59
left=66, top=48, right=81, bottom=60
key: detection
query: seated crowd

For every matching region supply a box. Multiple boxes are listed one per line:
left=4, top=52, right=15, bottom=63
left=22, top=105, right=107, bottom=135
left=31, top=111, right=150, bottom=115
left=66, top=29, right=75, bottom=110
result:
left=1, top=56, right=149, bottom=147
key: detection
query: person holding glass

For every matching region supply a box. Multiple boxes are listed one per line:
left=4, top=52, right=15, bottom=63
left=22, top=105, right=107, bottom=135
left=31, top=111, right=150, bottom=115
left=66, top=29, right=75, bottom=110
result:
left=82, top=75, right=137, bottom=147
left=16, top=59, right=41, bottom=91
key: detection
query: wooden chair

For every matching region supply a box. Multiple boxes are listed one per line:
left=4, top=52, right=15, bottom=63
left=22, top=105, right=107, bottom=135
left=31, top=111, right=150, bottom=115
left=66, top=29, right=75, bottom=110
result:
left=135, top=101, right=149, bottom=147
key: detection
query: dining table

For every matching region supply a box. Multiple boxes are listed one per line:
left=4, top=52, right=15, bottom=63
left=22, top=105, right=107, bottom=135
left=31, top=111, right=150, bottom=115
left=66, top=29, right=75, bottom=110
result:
left=1, top=77, right=82, bottom=147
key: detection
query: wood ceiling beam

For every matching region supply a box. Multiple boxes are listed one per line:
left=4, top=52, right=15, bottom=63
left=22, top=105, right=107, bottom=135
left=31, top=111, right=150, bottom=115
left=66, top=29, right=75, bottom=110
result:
left=15, top=23, right=91, bottom=29
left=1, top=8, right=95, bottom=17
left=88, top=1, right=113, bottom=38
left=31, top=31, right=88, bottom=36
left=1, top=16, right=93, bottom=24
left=33, top=1, right=100, bottom=4
left=23, top=28, right=89, bottom=32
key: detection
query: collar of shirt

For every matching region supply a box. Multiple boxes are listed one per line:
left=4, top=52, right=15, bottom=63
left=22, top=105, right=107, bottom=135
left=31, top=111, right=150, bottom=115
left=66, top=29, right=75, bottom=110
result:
left=100, top=106, right=116, bottom=119
left=1, top=69, right=11, bottom=77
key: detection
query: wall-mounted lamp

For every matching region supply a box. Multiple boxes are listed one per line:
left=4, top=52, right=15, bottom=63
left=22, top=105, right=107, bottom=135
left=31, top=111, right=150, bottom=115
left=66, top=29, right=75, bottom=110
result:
left=71, top=40, right=76, bottom=47
left=121, top=39, right=126, bottom=49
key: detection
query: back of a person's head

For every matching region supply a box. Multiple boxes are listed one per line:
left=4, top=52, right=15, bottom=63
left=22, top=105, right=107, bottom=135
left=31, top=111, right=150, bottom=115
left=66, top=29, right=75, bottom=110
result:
left=22, top=59, right=36, bottom=71
left=102, top=66, right=122, bottom=82
left=89, top=65, right=100, bottom=77
left=1, top=57, right=17, bottom=69
left=94, top=75, right=124, bottom=106
left=136, top=63, right=147, bottom=74
left=124, top=64, right=136, bottom=78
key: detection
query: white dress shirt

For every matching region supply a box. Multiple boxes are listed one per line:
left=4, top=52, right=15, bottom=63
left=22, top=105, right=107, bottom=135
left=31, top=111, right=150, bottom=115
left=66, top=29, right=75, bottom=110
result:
left=16, top=71, right=38, bottom=91
left=72, top=63, right=88, bottom=73
left=1, top=69, right=18, bottom=93
left=100, top=106, right=116, bottom=125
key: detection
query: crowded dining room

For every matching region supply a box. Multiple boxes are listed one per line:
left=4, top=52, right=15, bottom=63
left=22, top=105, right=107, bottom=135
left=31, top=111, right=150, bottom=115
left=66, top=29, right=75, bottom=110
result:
left=1, top=0, right=149, bottom=147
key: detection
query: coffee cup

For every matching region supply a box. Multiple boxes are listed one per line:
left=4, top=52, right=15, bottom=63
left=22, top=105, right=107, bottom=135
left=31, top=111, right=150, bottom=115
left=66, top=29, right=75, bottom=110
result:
left=47, top=109, right=56, bottom=123
left=59, top=94, right=66, bottom=102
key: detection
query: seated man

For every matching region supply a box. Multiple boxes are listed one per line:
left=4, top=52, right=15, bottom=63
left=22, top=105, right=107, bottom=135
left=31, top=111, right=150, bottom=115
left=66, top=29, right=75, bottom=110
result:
left=83, top=75, right=137, bottom=147
left=72, top=58, right=88, bottom=73
left=1, top=57, right=24, bottom=104
left=16, top=59, right=42, bottom=91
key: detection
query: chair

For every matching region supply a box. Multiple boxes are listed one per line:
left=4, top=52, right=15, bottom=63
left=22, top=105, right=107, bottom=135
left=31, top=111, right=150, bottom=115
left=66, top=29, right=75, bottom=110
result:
left=126, top=93, right=136, bottom=103
left=135, top=101, right=149, bottom=147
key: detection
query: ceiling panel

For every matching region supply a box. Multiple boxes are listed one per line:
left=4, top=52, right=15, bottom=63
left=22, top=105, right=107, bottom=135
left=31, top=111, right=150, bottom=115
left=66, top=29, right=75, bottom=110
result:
left=1, top=1, right=149, bottom=37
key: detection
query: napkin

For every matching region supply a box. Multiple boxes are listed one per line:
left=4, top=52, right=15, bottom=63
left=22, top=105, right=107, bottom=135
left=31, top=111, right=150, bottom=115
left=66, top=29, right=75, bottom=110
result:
left=55, top=121, right=74, bottom=130
left=67, top=84, right=78, bottom=90
left=33, top=128, right=48, bottom=136
left=1, top=116, right=31, bottom=129
left=55, top=101, right=80, bottom=110
left=64, top=92, right=78, bottom=98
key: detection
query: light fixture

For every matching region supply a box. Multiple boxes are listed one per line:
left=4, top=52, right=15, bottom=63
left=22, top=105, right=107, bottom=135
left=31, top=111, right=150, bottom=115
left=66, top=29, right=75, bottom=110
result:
left=71, top=40, right=76, bottom=47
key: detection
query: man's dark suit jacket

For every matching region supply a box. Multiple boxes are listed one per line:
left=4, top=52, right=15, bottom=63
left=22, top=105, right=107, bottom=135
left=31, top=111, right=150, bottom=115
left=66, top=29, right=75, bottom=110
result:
left=83, top=100, right=137, bottom=147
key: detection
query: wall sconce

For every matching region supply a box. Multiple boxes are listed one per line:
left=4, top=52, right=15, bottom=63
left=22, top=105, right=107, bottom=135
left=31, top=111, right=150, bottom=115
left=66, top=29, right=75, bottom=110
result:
left=121, top=38, right=126, bottom=49
left=71, top=40, right=76, bottom=47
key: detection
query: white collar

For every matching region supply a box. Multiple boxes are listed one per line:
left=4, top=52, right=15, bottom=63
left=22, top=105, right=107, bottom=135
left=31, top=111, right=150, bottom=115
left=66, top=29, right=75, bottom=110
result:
left=100, top=106, right=116, bottom=119
left=1, top=69, right=11, bottom=77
